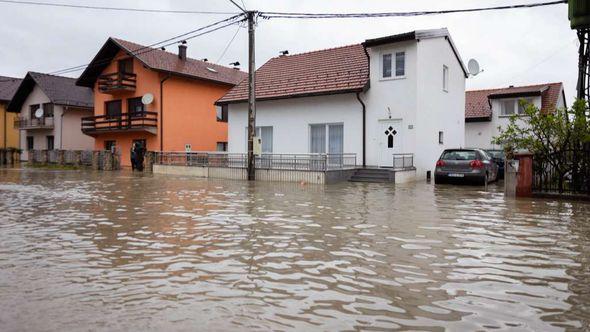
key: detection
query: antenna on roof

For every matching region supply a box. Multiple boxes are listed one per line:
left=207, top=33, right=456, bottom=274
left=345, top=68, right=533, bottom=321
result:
left=160, top=47, right=166, bottom=51
left=230, top=61, right=240, bottom=66
left=202, top=58, right=208, bottom=62
left=180, top=40, right=187, bottom=45
left=279, top=50, right=289, bottom=56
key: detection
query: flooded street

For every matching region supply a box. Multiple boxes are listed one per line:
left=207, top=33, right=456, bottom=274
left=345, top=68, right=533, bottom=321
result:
left=1, top=168, right=589, bottom=331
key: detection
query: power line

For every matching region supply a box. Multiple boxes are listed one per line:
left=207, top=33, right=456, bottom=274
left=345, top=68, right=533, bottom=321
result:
left=259, top=0, right=566, bottom=19
left=0, top=0, right=238, bottom=15
left=217, top=24, right=243, bottom=63
left=50, top=14, right=246, bottom=76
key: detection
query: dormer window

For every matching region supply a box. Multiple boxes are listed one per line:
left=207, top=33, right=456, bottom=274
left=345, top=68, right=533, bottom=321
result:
left=500, top=97, right=534, bottom=116
left=382, top=51, right=405, bottom=79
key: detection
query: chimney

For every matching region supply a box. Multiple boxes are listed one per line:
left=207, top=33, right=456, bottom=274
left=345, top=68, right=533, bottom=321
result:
left=178, top=41, right=187, bottom=60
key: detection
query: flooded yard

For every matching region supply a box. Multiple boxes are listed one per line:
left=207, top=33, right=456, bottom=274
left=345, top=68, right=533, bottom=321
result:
left=0, top=168, right=589, bottom=331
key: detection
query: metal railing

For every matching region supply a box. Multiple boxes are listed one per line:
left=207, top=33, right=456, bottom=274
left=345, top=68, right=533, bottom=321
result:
left=14, top=116, right=54, bottom=129
left=154, top=152, right=357, bottom=171
left=533, top=147, right=590, bottom=196
left=393, top=153, right=414, bottom=170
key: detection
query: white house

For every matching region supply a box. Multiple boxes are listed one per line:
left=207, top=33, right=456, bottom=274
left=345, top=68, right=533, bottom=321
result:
left=7, top=72, right=94, bottom=160
left=465, top=83, right=566, bottom=149
left=216, top=28, right=467, bottom=179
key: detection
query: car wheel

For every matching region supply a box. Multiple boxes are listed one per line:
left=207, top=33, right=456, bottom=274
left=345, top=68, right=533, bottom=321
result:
left=434, top=175, right=442, bottom=184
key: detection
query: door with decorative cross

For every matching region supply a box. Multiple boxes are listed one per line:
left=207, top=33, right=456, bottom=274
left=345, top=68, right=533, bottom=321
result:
left=379, top=120, right=402, bottom=167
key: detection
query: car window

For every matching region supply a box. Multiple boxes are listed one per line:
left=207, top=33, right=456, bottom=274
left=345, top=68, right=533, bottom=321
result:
left=479, top=151, right=491, bottom=161
left=486, top=150, right=504, bottom=159
left=441, top=150, right=477, bottom=160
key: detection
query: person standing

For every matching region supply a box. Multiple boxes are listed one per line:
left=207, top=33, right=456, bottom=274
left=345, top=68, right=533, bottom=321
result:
left=135, top=142, right=145, bottom=171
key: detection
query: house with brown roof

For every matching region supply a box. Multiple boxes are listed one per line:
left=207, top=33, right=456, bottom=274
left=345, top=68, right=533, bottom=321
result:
left=465, top=83, right=566, bottom=149
left=7, top=72, right=94, bottom=160
left=217, top=28, right=467, bottom=178
left=76, top=37, right=247, bottom=167
left=0, top=75, right=22, bottom=149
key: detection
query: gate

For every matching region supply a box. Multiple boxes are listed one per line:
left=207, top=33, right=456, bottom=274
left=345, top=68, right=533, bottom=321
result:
left=532, top=144, right=590, bottom=196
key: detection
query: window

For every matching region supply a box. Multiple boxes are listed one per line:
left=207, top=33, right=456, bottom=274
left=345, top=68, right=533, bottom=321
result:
left=29, top=104, right=40, bottom=119
left=26, top=136, right=34, bottom=150
left=438, top=131, right=444, bottom=145
left=443, top=65, right=449, bottom=92
left=105, top=140, right=116, bottom=151
left=105, top=100, right=122, bottom=118
left=245, top=126, right=273, bottom=153
left=127, top=97, right=144, bottom=117
left=217, top=105, right=228, bottom=122
left=500, top=98, right=534, bottom=116
left=441, top=150, right=478, bottom=160
left=46, top=136, right=54, bottom=150
left=395, top=52, right=405, bottom=77
left=382, top=52, right=405, bottom=78
left=118, top=58, right=133, bottom=74
left=382, top=54, right=392, bottom=78
left=216, top=142, right=228, bottom=152
left=43, top=103, right=54, bottom=117
left=310, top=123, right=343, bottom=154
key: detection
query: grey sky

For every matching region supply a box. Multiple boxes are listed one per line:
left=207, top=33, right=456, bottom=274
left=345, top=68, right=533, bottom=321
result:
left=0, top=0, right=577, bottom=102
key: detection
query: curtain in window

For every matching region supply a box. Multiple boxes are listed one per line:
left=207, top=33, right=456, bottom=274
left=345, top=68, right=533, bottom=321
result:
left=310, top=124, right=326, bottom=153
left=260, top=127, right=273, bottom=153
left=382, top=54, right=392, bottom=78
left=501, top=100, right=515, bottom=115
left=328, top=124, right=343, bottom=154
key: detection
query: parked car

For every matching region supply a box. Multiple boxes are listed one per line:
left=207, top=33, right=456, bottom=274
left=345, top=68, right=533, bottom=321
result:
left=434, top=149, right=499, bottom=185
left=485, top=149, right=505, bottom=179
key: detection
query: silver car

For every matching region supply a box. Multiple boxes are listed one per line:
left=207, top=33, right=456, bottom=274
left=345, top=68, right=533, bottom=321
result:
left=434, top=149, right=498, bottom=185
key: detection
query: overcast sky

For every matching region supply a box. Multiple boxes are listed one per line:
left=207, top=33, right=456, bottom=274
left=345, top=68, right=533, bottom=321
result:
left=0, top=0, right=578, bottom=101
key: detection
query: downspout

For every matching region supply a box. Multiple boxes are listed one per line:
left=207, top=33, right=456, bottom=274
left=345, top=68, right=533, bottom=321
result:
left=3, top=107, right=6, bottom=148
left=159, top=72, right=171, bottom=151
left=356, top=92, right=366, bottom=168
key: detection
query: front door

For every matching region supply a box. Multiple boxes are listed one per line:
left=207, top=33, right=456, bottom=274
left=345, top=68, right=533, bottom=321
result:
left=379, top=120, right=402, bottom=167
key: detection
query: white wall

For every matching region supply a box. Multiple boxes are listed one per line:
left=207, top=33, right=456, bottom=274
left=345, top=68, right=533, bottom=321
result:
left=61, top=107, right=94, bottom=150
left=415, top=37, right=466, bottom=177
left=228, top=93, right=363, bottom=158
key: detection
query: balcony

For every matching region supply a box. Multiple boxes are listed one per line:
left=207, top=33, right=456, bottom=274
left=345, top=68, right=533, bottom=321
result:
left=97, top=72, right=137, bottom=94
left=81, top=111, right=157, bottom=135
left=14, top=116, right=54, bottom=130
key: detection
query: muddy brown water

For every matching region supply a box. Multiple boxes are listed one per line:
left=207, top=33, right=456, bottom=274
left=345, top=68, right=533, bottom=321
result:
left=0, top=168, right=589, bottom=331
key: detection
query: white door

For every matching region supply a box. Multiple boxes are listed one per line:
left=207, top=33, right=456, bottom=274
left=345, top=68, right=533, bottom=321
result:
left=379, top=120, right=402, bottom=167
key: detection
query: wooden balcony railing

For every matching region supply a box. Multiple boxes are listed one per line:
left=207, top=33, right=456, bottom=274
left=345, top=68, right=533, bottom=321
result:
left=81, top=111, right=157, bottom=135
left=14, top=116, right=54, bottom=129
left=97, top=72, right=137, bottom=93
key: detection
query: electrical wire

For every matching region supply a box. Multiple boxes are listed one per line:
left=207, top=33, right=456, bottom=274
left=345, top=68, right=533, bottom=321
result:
left=50, top=14, right=246, bottom=76
left=216, top=24, right=243, bottom=63
left=259, top=0, right=566, bottom=19
left=0, top=0, right=238, bottom=15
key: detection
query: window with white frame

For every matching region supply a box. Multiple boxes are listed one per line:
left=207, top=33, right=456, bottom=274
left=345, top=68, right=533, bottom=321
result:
left=499, top=97, right=534, bottom=116
left=310, top=123, right=343, bottom=154
left=382, top=51, right=405, bottom=78
left=443, top=65, right=449, bottom=92
left=245, top=126, right=273, bottom=153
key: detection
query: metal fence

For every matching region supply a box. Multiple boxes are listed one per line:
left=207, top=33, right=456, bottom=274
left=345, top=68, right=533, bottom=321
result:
left=154, top=152, right=357, bottom=171
left=533, top=146, right=590, bottom=196
left=27, top=149, right=119, bottom=170
left=393, top=153, right=414, bottom=170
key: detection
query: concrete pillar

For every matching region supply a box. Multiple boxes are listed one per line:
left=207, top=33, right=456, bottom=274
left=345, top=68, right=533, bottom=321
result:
left=0, top=149, right=5, bottom=166
left=92, top=151, right=100, bottom=170
left=515, top=153, right=533, bottom=197
left=57, top=150, right=65, bottom=165
left=73, top=151, right=82, bottom=167
left=104, top=152, right=113, bottom=171
left=144, top=151, right=154, bottom=172
left=7, top=149, right=14, bottom=165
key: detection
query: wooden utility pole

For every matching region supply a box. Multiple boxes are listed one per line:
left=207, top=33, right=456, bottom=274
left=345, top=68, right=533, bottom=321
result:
left=247, top=11, right=257, bottom=180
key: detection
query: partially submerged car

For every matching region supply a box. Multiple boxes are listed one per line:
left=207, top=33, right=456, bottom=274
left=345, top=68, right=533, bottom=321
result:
left=485, top=149, right=505, bottom=179
left=434, top=149, right=498, bottom=185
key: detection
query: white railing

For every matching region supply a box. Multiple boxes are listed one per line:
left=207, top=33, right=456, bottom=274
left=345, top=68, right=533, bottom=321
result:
left=393, top=153, right=414, bottom=170
left=154, top=152, right=357, bottom=172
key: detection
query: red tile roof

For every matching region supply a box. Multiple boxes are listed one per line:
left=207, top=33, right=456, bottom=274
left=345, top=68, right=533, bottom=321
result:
left=216, top=44, right=369, bottom=104
left=77, top=38, right=247, bottom=88
left=465, top=82, right=564, bottom=120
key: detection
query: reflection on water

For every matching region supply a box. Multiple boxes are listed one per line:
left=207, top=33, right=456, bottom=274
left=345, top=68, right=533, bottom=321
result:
left=1, top=168, right=589, bottom=331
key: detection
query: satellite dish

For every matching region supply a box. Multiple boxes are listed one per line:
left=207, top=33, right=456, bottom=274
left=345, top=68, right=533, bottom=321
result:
left=467, top=59, right=481, bottom=76
left=34, top=108, right=44, bottom=118
left=141, top=93, right=154, bottom=105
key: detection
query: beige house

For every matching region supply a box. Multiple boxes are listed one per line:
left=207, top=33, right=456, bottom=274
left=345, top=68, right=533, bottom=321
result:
left=7, top=72, right=94, bottom=160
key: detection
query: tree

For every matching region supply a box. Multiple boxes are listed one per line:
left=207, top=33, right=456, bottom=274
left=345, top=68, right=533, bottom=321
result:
left=492, top=99, right=590, bottom=193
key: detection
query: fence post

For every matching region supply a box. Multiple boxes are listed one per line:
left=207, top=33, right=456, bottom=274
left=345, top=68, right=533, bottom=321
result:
left=144, top=151, right=154, bottom=172
left=57, top=150, right=65, bottom=165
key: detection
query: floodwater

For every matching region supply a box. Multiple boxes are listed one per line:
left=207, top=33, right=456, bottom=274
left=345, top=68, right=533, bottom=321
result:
left=0, top=168, right=589, bottom=331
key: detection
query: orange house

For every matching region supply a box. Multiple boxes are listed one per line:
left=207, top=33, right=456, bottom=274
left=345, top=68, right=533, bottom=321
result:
left=76, top=38, right=247, bottom=167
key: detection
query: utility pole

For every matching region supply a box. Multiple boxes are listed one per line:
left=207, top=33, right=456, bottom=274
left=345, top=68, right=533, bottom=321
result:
left=246, top=10, right=257, bottom=181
